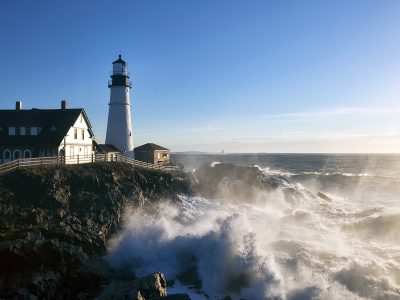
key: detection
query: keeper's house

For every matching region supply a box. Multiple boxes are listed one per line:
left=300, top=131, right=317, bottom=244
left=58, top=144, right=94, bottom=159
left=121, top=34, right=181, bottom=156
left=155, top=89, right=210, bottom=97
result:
left=134, top=143, right=170, bottom=165
left=0, top=101, right=95, bottom=164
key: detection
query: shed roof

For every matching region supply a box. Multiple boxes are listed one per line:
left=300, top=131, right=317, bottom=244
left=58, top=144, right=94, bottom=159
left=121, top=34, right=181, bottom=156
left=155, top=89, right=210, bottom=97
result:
left=134, top=143, right=169, bottom=151
left=0, top=108, right=93, bottom=147
left=98, top=144, right=121, bottom=153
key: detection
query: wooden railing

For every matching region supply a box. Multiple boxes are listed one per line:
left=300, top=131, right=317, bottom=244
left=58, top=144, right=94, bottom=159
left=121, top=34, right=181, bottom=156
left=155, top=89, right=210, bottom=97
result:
left=0, top=153, right=179, bottom=177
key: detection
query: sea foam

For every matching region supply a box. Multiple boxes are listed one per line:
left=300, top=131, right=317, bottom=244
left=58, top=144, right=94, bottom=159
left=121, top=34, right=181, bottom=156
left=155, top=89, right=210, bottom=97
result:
left=107, top=172, right=400, bottom=299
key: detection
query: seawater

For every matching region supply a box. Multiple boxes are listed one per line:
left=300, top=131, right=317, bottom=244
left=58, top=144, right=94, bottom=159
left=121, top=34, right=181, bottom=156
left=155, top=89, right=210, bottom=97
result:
left=107, top=154, right=400, bottom=300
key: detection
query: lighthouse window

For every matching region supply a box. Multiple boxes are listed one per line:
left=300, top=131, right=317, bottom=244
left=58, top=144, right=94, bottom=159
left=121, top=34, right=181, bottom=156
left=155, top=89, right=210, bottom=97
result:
left=15, top=127, right=21, bottom=135
left=74, top=129, right=77, bottom=139
left=25, top=127, right=31, bottom=135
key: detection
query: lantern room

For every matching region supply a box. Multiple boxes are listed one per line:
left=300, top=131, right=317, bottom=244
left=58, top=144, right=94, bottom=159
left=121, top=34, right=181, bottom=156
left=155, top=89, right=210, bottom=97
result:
left=108, top=55, right=132, bottom=88
left=112, top=55, right=128, bottom=75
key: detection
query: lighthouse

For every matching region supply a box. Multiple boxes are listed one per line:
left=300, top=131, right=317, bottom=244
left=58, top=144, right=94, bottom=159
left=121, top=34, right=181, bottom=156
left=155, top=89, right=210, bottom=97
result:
left=105, top=55, right=134, bottom=159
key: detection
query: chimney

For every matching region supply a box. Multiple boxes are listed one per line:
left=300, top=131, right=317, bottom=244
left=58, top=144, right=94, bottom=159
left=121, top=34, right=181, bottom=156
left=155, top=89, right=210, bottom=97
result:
left=61, top=100, right=67, bottom=110
left=16, top=101, right=22, bottom=110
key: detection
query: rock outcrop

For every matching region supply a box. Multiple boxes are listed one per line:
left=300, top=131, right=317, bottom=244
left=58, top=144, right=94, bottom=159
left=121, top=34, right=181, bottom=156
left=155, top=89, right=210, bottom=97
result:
left=0, top=162, right=193, bottom=299
left=153, top=295, right=191, bottom=300
left=98, top=272, right=167, bottom=300
left=193, top=163, right=333, bottom=207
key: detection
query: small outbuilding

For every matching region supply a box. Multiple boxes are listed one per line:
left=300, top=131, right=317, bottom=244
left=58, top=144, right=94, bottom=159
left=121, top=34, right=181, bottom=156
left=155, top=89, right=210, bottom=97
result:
left=134, top=143, right=170, bottom=165
left=93, top=142, right=122, bottom=161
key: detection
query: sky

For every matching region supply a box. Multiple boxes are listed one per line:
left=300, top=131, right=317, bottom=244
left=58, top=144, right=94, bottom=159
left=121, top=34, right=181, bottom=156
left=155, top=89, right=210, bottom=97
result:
left=1, top=0, right=400, bottom=153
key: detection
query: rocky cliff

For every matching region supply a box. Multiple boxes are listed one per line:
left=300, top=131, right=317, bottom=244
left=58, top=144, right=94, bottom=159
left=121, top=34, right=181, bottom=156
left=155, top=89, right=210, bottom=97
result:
left=0, top=161, right=331, bottom=300
left=0, top=162, right=193, bottom=299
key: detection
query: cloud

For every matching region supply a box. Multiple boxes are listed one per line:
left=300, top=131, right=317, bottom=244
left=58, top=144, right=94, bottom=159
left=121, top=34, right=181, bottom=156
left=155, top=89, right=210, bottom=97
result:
left=170, top=126, right=226, bottom=132
left=283, top=131, right=308, bottom=134
left=259, top=106, right=400, bottom=121
left=169, top=131, right=400, bottom=153
left=187, top=132, right=400, bottom=145
left=186, top=126, right=226, bottom=132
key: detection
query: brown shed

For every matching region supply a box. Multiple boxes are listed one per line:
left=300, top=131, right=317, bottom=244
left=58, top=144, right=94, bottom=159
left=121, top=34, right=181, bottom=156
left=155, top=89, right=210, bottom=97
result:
left=134, top=143, right=170, bottom=165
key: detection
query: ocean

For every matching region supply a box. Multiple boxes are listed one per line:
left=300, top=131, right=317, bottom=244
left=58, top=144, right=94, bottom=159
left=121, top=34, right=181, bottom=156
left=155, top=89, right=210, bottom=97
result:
left=107, top=154, right=400, bottom=300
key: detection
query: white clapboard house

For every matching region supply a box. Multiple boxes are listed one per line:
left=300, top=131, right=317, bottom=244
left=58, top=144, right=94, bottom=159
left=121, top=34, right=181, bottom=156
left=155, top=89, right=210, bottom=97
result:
left=0, top=101, right=95, bottom=164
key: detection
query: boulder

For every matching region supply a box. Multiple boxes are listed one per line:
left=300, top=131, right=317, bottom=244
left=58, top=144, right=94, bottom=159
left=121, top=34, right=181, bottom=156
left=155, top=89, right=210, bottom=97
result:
left=97, top=272, right=167, bottom=300
left=317, top=192, right=332, bottom=203
left=153, top=294, right=191, bottom=299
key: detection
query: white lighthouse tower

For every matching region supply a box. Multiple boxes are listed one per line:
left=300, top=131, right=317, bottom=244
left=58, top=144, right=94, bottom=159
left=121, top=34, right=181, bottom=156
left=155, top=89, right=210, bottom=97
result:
left=105, top=55, right=134, bottom=159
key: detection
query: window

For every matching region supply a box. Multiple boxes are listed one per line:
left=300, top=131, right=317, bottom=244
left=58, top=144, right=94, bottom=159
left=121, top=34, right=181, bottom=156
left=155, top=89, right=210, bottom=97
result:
left=13, top=150, right=21, bottom=160
left=80, top=115, right=83, bottom=123
left=4, top=151, right=10, bottom=159
left=70, top=147, right=74, bottom=158
left=25, top=127, right=31, bottom=135
left=24, top=150, right=31, bottom=158
left=74, top=129, right=77, bottom=139
left=81, top=130, right=84, bottom=139
left=158, top=153, right=160, bottom=159
left=15, top=127, right=21, bottom=135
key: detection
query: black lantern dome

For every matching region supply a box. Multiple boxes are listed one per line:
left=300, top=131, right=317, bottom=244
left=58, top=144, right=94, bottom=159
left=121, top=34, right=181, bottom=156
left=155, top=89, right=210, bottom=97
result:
left=108, top=55, right=132, bottom=88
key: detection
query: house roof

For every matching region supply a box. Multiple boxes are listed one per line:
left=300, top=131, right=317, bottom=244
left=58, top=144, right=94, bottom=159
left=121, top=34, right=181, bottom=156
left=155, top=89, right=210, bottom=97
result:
left=98, top=144, right=121, bottom=153
left=0, top=108, right=94, bottom=147
left=134, top=143, right=169, bottom=151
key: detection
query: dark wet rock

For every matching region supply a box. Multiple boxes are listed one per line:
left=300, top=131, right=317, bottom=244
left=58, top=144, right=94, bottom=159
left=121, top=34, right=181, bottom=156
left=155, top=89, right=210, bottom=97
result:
left=0, top=162, right=193, bottom=299
left=98, top=272, right=167, bottom=300
left=153, top=294, right=191, bottom=300
left=317, top=192, right=332, bottom=203
left=193, top=163, right=326, bottom=207
left=166, top=279, right=175, bottom=287
left=194, top=164, right=263, bottom=198
left=194, top=163, right=298, bottom=204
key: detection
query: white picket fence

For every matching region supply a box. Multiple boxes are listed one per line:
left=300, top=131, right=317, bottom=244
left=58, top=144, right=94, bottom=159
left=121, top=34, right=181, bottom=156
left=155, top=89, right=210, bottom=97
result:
left=0, top=153, right=179, bottom=177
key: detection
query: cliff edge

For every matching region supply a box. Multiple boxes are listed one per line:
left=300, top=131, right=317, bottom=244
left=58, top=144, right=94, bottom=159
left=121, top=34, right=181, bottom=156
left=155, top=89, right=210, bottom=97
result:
left=0, top=162, right=193, bottom=299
